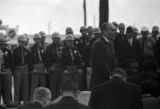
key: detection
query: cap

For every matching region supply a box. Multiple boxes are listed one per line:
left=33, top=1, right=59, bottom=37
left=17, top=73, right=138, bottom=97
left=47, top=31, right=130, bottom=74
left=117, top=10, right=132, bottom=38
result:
left=119, top=23, right=125, bottom=29
left=141, top=26, right=149, bottom=32
left=52, top=32, right=60, bottom=39
left=0, top=36, right=8, bottom=44
left=126, top=26, right=134, bottom=33
left=65, top=34, right=74, bottom=41
left=33, top=33, right=41, bottom=39
left=18, top=35, right=27, bottom=41
left=66, top=27, right=73, bottom=34
left=80, top=26, right=86, bottom=32
left=39, top=31, right=46, bottom=38
left=93, top=27, right=101, bottom=33
left=152, top=26, right=159, bottom=32
left=87, top=26, right=93, bottom=32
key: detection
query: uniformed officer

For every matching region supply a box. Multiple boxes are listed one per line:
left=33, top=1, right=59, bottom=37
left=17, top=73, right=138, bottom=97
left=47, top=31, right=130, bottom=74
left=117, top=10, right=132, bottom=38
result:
left=62, top=34, right=82, bottom=89
left=13, top=35, right=30, bottom=104
left=46, top=32, right=63, bottom=99
left=29, top=33, right=48, bottom=101
left=79, top=26, right=91, bottom=90
left=39, top=31, right=48, bottom=51
left=0, top=36, right=12, bottom=105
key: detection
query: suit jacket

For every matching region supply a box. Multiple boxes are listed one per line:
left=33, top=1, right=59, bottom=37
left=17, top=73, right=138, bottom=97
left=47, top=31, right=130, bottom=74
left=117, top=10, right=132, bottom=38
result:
left=90, top=36, right=116, bottom=89
left=89, top=77, right=143, bottom=109
left=120, top=38, right=141, bottom=69
left=18, top=102, right=43, bottom=109
left=45, top=96, right=91, bottom=109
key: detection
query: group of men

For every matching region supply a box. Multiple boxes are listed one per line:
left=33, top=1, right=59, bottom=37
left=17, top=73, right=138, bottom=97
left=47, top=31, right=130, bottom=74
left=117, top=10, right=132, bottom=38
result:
left=0, top=25, right=99, bottom=106
left=0, top=21, right=160, bottom=109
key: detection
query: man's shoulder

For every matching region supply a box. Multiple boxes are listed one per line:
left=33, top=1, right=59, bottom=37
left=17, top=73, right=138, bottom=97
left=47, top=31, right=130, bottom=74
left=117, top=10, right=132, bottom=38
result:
left=45, top=101, right=91, bottom=109
left=19, top=102, right=43, bottom=109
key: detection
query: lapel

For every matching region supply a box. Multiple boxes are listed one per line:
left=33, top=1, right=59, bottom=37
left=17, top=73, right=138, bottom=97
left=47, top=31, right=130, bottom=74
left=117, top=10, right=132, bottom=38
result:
left=100, top=36, right=115, bottom=60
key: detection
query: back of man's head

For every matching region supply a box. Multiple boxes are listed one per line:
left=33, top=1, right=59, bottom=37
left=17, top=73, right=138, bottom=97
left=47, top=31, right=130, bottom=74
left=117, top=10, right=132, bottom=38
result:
left=34, top=87, right=51, bottom=107
left=110, top=68, right=127, bottom=81
left=60, top=80, right=79, bottom=98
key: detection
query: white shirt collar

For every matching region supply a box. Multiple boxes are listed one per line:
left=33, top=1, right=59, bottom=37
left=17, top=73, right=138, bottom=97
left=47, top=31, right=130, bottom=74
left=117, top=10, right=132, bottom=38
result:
left=103, top=36, right=110, bottom=43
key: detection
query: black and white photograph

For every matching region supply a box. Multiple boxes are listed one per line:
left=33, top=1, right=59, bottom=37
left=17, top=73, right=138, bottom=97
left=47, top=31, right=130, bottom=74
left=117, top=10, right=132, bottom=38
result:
left=0, top=0, right=160, bottom=109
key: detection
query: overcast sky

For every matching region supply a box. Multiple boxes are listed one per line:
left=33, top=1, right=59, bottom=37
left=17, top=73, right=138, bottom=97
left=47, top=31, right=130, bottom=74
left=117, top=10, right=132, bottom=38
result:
left=0, top=0, right=160, bottom=34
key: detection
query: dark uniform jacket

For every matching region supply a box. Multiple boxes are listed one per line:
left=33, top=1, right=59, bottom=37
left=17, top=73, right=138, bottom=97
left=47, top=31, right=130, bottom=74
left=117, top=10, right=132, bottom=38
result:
left=45, top=96, right=91, bottom=109
left=29, top=44, right=47, bottom=70
left=13, top=46, right=30, bottom=68
left=62, top=46, right=81, bottom=68
left=46, top=42, right=62, bottom=68
left=1, top=48, right=12, bottom=71
left=89, top=77, right=143, bottom=109
left=79, top=36, right=90, bottom=66
left=90, top=36, right=116, bottom=89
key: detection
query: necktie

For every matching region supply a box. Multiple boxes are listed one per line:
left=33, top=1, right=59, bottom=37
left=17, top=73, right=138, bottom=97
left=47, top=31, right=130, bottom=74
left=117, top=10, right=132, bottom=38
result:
left=38, top=47, right=42, bottom=62
left=21, top=48, right=24, bottom=65
left=56, top=46, right=60, bottom=58
left=70, top=48, right=74, bottom=62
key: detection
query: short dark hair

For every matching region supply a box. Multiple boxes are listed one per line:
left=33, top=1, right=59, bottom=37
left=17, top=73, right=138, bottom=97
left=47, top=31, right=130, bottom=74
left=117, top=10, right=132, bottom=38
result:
left=61, top=80, right=78, bottom=92
left=110, top=67, right=127, bottom=78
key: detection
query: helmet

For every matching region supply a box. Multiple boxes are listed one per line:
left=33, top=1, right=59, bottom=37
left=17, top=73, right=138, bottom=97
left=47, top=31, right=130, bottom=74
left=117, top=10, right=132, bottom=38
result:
left=80, top=26, right=86, bottom=32
left=119, top=23, right=125, bottom=29
left=39, top=31, right=46, bottom=38
left=66, top=27, right=73, bottom=34
left=18, top=35, right=27, bottom=41
left=152, top=26, right=159, bottom=32
left=93, top=27, right=101, bottom=33
left=141, top=26, right=149, bottom=32
left=87, top=26, right=93, bottom=32
left=65, top=34, right=74, bottom=41
left=52, top=32, right=60, bottom=39
left=133, top=27, right=138, bottom=33
left=33, top=33, right=41, bottom=39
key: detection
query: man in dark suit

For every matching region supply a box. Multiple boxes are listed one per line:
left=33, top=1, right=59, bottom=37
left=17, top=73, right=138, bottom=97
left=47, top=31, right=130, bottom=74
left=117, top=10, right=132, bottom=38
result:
left=45, top=80, right=91, bottom=109
left=120, top=26, right=141, bottom=70
left=89, top=68, right=143, bottom=109
left=19, top=87, right=51, bottom=109
left=90, top=22, right=117, bottom=89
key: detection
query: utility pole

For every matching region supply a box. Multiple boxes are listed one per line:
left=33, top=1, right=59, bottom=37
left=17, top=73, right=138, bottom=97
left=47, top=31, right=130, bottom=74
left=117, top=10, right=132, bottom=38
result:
left=83, top=0, right=87, bottom=26
left=99, top=0, right=109, bottom=27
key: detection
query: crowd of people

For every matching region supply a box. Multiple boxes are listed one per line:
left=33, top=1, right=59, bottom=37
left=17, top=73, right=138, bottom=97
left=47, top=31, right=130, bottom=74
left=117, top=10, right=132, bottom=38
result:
left=0, top=21, right=160, bottom=109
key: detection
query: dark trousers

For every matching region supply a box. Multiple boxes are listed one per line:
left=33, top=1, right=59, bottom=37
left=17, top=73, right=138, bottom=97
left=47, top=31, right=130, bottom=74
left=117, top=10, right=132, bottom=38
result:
left=0, top=73, right=12, bottom=105
left=48, top=68, right=63, bottom=100
left=14, top=66, right=29, bottom=104
left=30, top=73, right=46, bottom=101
